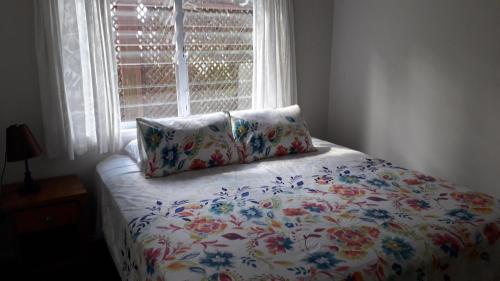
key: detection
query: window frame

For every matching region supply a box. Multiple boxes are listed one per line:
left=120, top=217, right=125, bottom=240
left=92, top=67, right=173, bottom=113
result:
left=173, top=0, right=190, bottom=118
left=117, top=0, right=253, bottom=129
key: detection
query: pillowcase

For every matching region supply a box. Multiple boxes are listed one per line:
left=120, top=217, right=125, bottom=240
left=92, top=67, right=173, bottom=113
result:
left=229, top=105, right=315, bottom=163
left=137, top=112, right=239, bottom=178
left=124, top=139, right=140, bottom=163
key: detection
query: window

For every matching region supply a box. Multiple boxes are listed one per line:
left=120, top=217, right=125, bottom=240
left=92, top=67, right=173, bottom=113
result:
left=111, top=0, right=253, bottom=123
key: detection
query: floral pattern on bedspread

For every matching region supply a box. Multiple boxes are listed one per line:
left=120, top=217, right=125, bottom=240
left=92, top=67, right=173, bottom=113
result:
left=124, top=159, right=500, bottom=281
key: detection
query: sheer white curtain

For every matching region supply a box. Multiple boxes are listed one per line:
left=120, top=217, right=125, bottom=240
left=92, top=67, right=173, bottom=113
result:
left=35, top=0, right=121, bottom=160
left=252, top=0, right=297, bottom=109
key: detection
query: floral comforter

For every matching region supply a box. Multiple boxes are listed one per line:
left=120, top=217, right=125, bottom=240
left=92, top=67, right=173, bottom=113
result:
left=97, top=139, right=500, bottom=281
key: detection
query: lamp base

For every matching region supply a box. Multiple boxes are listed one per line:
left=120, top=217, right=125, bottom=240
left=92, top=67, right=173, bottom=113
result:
left=22, top=171, right=40, bottom=193
left=20, top=159, right=39, bottom=193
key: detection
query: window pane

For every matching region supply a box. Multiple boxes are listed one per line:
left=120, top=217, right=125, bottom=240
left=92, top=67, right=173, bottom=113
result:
left=111, top=0, right=178, bottom=121
left=183, top=0, right=253, bottom=115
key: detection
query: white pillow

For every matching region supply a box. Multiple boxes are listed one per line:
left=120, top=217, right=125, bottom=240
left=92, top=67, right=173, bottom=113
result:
left=124, top=139, right=141, bottom=163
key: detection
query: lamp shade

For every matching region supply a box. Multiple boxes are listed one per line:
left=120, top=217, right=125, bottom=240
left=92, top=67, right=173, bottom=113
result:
left=6, top=124, right=43, bottom=162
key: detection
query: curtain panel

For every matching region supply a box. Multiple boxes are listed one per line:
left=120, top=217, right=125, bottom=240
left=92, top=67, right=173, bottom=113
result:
left=34, top=0, right=121, bottom=160
left=253, top=0, right=297, bottom=109
left=33, top=0, right=297, bottom=159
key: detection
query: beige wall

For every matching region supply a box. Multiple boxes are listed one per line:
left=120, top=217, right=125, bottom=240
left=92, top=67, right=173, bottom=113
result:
left=329, top=0, right=500, bottom=196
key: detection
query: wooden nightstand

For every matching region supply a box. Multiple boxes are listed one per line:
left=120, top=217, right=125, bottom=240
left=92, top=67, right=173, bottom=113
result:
left=0, top=175, right=90, bottom=277
left=0, top=175, right=88, bottom=242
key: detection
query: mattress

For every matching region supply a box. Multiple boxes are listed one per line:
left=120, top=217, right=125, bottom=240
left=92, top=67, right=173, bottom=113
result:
left=96, top=138, right=500, bottom=281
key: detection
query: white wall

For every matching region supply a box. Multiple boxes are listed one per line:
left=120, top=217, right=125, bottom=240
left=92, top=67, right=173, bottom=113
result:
left=294, top=0, right=334, bottom=139
left=0, top=0, right=333, bottom=187
left=329, top=0, right=500, bottom=196
left=0, top=0, right=111, bottom=190
left=6, top=0, right=497, bottom=199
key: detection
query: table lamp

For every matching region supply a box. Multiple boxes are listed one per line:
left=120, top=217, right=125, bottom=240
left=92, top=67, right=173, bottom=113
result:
left=6, top=124, right=43, bottom=193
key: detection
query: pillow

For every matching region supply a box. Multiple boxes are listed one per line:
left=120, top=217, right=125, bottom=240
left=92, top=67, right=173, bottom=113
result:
left=229, top=105, right=315, bottom=163
left=137, top=112, right=239, bottom=178
left=124, top=139, right=140, bottom=163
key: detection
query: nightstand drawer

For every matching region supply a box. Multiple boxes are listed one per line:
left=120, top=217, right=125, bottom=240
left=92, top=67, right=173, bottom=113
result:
left=14, top=202, right=79, bottom=234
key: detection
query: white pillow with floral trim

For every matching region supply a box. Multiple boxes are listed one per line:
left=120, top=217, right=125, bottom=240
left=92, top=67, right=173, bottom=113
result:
left=137, top=112, right=239, bottom=178
left=229, top=105, right=316, bottom=163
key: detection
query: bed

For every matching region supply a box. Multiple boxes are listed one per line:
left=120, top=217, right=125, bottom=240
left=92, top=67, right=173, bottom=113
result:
left=96, top=138, right=500, bottom=281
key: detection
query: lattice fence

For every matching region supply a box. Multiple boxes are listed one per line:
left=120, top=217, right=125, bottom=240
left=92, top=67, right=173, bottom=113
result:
left=112, top=0, right=178, bottom=121
left=184, top=0, right=253, bottom=114
left=111, top=0, right=253, bottom=121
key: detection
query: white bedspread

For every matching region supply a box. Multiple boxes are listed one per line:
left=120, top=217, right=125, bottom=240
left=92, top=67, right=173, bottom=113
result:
left=96, top=138, right=500, bottom=281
